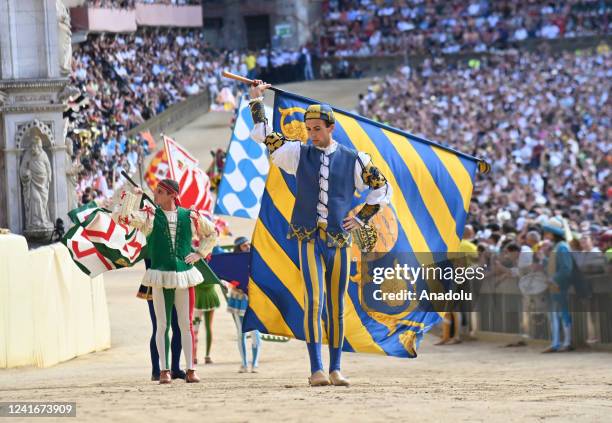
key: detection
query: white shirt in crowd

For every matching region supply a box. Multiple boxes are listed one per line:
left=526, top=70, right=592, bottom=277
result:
left=256, top=54, right=268, bottom=68
left=541, top=24, right=560, bottom=39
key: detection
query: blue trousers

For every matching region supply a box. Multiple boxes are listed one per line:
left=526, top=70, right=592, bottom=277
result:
left=233, top=314, right=261, bottom=368
left=298, top=229, right=350, bottom=374
left=304, top=64, right=314, bottom=81
left=147, top=299, right=182, bottom=375
left=549, top=292, right=572, bottom=350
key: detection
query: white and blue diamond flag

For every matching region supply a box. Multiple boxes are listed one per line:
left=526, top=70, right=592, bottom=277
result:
left=214, top=96, right=272, bottom=219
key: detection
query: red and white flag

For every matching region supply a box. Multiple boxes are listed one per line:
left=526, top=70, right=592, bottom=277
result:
left=164, top=135, right=212, bottom=212
left=164, top=135, right=198, bottom=181
left=178, top=167, right=213, bottom=211
left=144, top=148, right=170, bottom=190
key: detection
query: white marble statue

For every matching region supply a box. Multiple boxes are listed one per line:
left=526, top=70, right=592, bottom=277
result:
left=56, top=0, right=72, bottom=76
left=65, top=136, right=82, bottom=211
left=20, top=136, right=54, bottom=230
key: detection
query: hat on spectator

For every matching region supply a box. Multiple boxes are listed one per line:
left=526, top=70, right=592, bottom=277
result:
left=542, top=216, right=570, bottom=240
left=234, top=236, right=249, bottom=248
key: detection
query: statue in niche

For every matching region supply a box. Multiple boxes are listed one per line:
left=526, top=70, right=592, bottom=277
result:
left=20, top=136, right=54, bottom=231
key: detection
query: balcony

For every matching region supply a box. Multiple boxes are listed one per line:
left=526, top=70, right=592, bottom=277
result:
left=70, top=3, right=202, bottom=33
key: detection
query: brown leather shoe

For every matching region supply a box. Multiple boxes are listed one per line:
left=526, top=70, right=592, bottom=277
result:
left=329, top=370, right=350, bottom=387
left=159, top=370, right=172, bottom=384
left=186, top=369, right=200, bottom=383
left=308, top=370, right=330, bottom=387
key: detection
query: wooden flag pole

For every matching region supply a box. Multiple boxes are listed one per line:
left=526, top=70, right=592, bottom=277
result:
left=221, top=71, right=284, bottom=94
left=221, top=70, right=255, bottom=85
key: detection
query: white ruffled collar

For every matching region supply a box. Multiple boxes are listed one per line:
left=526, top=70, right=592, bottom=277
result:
left=315, top=140, right=338, bottom=155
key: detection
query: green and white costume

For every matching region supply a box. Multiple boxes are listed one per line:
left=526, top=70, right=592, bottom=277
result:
left=117, top=190, right=216, bottom=371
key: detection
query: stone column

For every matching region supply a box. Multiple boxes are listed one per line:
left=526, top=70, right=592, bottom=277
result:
left=273, top=0, right=317, bottom=49
left=0, top=0, right=70, bottom=239
left=221, top=0, right=247, bottom=50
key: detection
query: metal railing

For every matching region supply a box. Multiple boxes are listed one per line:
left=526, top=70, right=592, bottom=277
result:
left=475, top=274, right=611, bottom=347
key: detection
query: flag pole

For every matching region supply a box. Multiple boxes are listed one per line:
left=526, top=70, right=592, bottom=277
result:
left=221, top=71, right=285, bottom=95
left=120, top=170, right=155, bottom=205
left=222, top=71, right=489, bottom=171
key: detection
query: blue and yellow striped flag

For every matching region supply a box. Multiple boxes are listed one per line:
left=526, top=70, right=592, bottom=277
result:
left=242, top=90, right=488, bottom=357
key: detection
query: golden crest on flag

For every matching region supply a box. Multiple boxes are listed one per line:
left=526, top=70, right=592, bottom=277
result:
left=279, top=106, right=308, bottom=142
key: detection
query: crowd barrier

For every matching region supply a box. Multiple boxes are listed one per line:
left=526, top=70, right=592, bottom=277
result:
left=0, top=234, right=110, bottom=368
left=474, top=274, right=611, bottom=348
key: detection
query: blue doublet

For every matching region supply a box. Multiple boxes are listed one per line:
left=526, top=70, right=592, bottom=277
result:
left=290, top=143, right=357, bottom=247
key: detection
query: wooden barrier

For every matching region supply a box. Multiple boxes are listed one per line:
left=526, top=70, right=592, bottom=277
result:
left=0, top=234, right=111, bottom=368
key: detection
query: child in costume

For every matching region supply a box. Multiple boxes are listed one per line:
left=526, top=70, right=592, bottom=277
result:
left=117, top=178, right=217, bottom=384
left=192, top=265, right=220, bottom=364
left=225, top=237, right=261, bottom=373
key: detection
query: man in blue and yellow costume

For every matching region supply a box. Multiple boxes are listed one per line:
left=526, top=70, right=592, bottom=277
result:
left=248, top=81, right=392, bottom=387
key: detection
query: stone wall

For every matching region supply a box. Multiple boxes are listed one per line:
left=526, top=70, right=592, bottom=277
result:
left=127, top=89, right=211, bottom=142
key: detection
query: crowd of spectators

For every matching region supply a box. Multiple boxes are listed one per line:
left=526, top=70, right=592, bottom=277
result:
left=318, top=0, right=610, bottom=57
left=71, top=29, right=222, bottom=131
left=358, top=44, right=611, bottom=249
left=68, top=1, right=611, bottom=230
left=68, top=28, right=225, bottom=204
left=70, top=29, right=316, bottom=127
left=68, top=28, right=318, bottom=204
